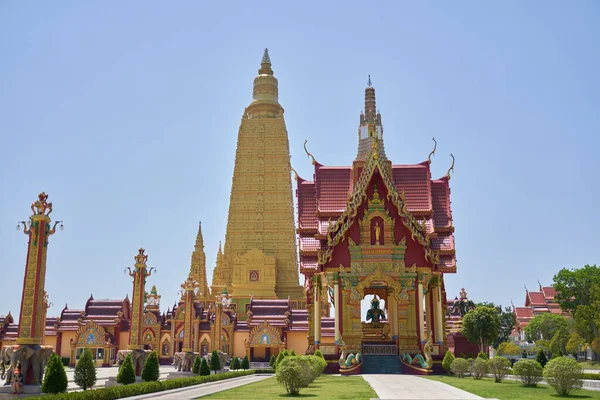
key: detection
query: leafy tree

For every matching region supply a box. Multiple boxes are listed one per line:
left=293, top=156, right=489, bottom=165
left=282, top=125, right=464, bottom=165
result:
left=543, top=357, right=583, bottom=395
left=513, top=359, right=543, bottom=387
left=524, top=313, right=569, bottom=341
left=276, top=356, right=313, bottom=395
left=535, top=349, right=548, bottom=368
left=142, top=351, right=160, bottom=382
left=553, top=264, right=600, bottom=312
left=210, top=350, right=222, bottom=373
left=269, top=354, right=276, bottom=368
left=566, top=333, right=585, bottom=356
left=74, top=347, right=96, bottom=390
left=497, top=342, right=520, bottom=357
left=488, top=356, right=511, bottom=383
left=192, top=355, right=201, bottom=375
left=461, top=306, right=501, bottom=352
left=442, top=350, right=454, bottom=373
left=477, top=352, right=488, bottom=360
left=230, top=356, right=240, bottom=371
left=117, top=353, right=136, bottom=385
left=41, top=352, right=68, bottom=394
left=200, top=358, right=210, bottom=376
left=550, top=327, right=571, bottom=356
left=475, top=303, right=516, bottom=348
left=241, top=355, right=250, bottom=370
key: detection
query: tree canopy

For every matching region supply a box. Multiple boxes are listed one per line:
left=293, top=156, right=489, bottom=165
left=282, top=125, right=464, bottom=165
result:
left=462, top=306, right=501, bottom=352
left=524, top=313, right=569, bottom=342
left=553, top=264, right=600, bottom=312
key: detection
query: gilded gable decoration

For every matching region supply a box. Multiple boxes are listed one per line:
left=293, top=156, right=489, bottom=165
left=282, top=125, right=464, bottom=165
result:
left=247, top=320, right=284, bottom=347
left=75, top=320, right=106, bottom=346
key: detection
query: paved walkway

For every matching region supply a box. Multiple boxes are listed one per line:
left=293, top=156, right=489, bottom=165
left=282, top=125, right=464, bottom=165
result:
left=123, top=374, right=273, bottom=399
left=362, top=375, right=485, bottom=400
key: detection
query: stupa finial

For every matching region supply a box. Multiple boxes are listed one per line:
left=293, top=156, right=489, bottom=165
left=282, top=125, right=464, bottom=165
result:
left=261, top=48, right=271, bottom=64
left=367, top=75, right=372, bottom=87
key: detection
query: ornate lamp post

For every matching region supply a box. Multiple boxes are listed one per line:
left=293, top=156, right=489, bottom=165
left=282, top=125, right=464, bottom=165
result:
left=126, top=248, right=156, bottom=350
left=11, top=192, right=63, bottom=384
left=180, top=274, right=199, bottom=353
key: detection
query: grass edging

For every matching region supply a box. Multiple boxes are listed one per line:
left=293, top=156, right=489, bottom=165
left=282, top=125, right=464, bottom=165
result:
left=32, top=370, right=256, bottom=399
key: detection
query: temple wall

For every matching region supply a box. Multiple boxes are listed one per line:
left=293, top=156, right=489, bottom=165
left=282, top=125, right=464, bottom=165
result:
left=119, top=331, right=129, bottom=349
left=286, top=331, right=307, bottom=355
left=232, top=331, right=247, bottom=359
left=60, top=331, right=76, bottom=358
left=43, top=335, right=56, bottom=349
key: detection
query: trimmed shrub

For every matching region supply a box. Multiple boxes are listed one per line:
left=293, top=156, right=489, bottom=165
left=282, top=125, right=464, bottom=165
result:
left=290, top=350, right=296, bottom=356
left=512, top=359, right=543, bottom=387
left=469, top=358, right=488, bottom=380
left=583, top=373, right=600, bottom=380
left=269, top=354, right=276, bottom=368
left=276, top=356, right=313, bottom=395
left=442, top=350, right=455, bottom=373
left=200, top=358, right=210, bottom=376
left=302, top=355, right=326, bottom=381
left=116, top=354, right=136, bottom=385
left=274, top=351, right=287, bottom=371
left=450, top=358, right=469, bottom=378
left=38, top=370, right=255, bottom=399
left=543, top=356, right=583, bottom=396
left=142, top=351, right=160, bottom=382
left=488, top=356, right=511, bottom=383
left=192, top=356, right=201, bottom=375
left=535, top=349, right=547, bottom=368
left=230, top=356, right=240, bottom=371
left=477, top=352, right=488, bottom=360
left=241, top=355, right=249, bottom=370
left=210, top=350, right=222, bottom=373
left=314, top=349, right=324, bottom=359
left=74, top=348, right=97, bottom=390
left=42, top=353, right=68, bottom=394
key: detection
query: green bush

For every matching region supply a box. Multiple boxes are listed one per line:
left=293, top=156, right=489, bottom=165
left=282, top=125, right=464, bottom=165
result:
left=74, top=348, right=97, bottom=390
left=269, top=354, right=276, bottom=368
left=469, top=358, right=488, bottom=380
left=141, top=351, right=159, bottom=382
left=450, top=358, right=469, bottom=378
left=36, top=370, right=256, bottom=399
left=535, top=349, right=547, bottom=368
left=512, top=359, right=543, bottom=387
left=192, top=356, right=201, bottom=375
left=241, top=355, right=249, bottom=370
left=314, top=349, right=324, bottom=359
left=583, top=372, right=600, bottom=380
left=116, top=354, right=136, bottom=385
left=301, top=355, right=326, bottom=381
left=442, top=350, right=455, bottom=373
left=210, top=350, right=222, bottom=373
left=200, top=358, right=210, bottom=376
left=61, top=357, right=70, bottom=367
left=42, top=353, right=68, bottom=394
left=477, top=352, right=488, bottom=360
left=543, top=357, right=583, bottom=396
left=230, top=356, right=240, bottom=371
left=276, top=356, right=313, bottom=395
left=274, top=351, right=287, bottom=371
left=488, top=356, right=511, bottom=383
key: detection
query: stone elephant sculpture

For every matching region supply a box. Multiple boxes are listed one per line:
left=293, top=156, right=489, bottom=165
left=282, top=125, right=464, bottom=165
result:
left=30, top=346, right=54, bottom=384
left=173, top=352, right=198, bottom=372
left=116, top=349, right=149, bottom=376
left=3, top=345, right=35, bottom=385
left=0, top=347, right=9, bottom=381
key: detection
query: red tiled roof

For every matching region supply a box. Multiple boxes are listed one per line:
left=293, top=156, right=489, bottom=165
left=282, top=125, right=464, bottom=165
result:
left=392, top=163, right=431, bottom=212
left=300, top=237, right=320, bottom=252
left=298, top=180, right=318, bottom=230
left=542, top=287, right=556, bottom=300
left=431, top=180, right=451, bottom=228
left=528, top=292, right=546, bottom=306
left=315, top=167, right=352, bottom=213
left=515, top=307, right=534, bottom=319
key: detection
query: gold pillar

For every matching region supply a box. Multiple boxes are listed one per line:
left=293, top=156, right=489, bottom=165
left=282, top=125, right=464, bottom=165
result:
left=388, top=294, right=398, bottom=339
left=434, top=286, right=444, bottom=343
left=425, top=290, right=433, bottom=341
left=314, top=278, right=321, bottom=348
left=417, top=283, right=425, bottom=342
left=170, top=318, right=176, bottom=355
left=127, top=248, right=153, bottom=350
left=181, top=274, right=199, bottom=352
left=193, top=322, right=199, bottom=352
left=334, top=277, right=340, bottom=344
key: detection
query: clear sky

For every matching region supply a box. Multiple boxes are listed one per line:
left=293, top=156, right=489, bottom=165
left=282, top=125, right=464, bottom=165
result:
left=1, top=1, right=599, bottom=321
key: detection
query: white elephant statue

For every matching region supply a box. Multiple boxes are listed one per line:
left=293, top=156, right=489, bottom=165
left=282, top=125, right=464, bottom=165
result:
left=172, top=352, right=198, bottom=372
left=31, top=346, right=54, bottom=384
left=2, top=345, right=35, bottom=385
left=116, top=349, right=149, bottom=376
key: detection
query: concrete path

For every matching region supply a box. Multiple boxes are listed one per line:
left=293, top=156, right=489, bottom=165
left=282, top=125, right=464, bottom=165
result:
left=123, top=374, right=273, bottom=399
left=362, top=375, right=484, bottom=400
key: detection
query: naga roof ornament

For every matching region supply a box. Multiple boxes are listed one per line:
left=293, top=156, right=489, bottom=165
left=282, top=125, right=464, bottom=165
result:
left=303, top=140, right=317, bottom=165
left=446, top=153, right=455, bottom=180
left=428, top=137, right=437, bottom=164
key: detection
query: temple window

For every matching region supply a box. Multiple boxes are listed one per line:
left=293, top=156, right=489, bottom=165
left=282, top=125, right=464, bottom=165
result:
left=162, top=342, right=170, bottom=356
left=250, top=270, right=259, bottom=282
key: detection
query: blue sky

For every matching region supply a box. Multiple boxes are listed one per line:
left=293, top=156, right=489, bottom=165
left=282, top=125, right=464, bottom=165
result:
left=1, top=1, right=599, bottom=320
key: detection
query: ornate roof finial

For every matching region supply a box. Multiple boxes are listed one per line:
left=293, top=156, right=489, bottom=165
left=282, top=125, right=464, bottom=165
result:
left=367, top=75, right=372, bottom=87
left=303, top=140, right=316, bottom=165
left=446, top=153, right=455, bottom=180
left=261, top=48, right=271, bottom=64
left=218, top=241, right=222, bottom=253
left=428, top=137, right=437, bottom=164
left=289, top=155, right=299, bottom=181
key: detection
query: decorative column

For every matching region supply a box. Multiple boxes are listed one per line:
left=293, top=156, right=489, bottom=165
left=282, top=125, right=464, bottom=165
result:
left=15, top=193, right=63, bottom=347
left=425, top=290, right=433, bottom=342
left=313, top=275, right=321, bottom=349
left=126, top=248, right=155, bottom=350
left=434, top=285, right=444, bottom=343
left=180, top=274, right=199, bottom=352
left=334, top=274, right=340, bottom=345
left=417, top=282, right=425, bottom=343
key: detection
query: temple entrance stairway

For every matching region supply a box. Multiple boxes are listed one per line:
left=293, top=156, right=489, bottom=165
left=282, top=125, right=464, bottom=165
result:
left=361, top=342, right=403, bottom=374
left=361, top=355, right=403, bottom=374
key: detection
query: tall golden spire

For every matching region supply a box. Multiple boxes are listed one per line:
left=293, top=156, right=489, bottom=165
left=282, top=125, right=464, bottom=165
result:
left=215, top=49, right=304, bottom=300
left=356, top=76, right=386, bottom=161
left=189, top=222, right=210, bottom=299
left=210, top=241, right=226, bottom=296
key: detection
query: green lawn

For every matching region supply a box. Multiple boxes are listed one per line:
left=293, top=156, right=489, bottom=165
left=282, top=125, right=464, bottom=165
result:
left=580, top=361, right=600, bottom=370
left=426, top=376, right=600, bottom=400
left=198, top=375, right=377, bottom=399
